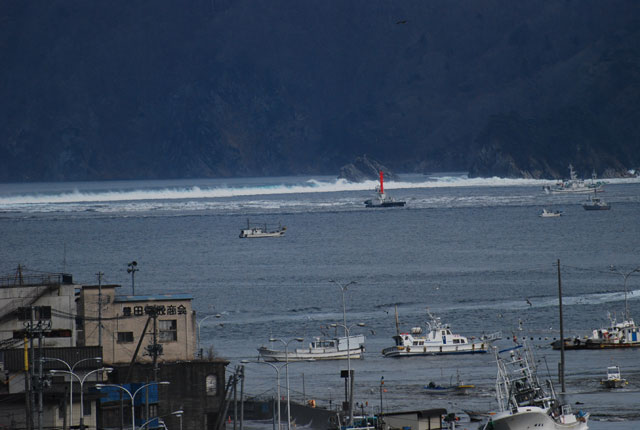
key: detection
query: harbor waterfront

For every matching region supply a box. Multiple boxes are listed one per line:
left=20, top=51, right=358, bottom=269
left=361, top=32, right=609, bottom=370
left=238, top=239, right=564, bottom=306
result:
left=1, top=174, right=640, bottom=428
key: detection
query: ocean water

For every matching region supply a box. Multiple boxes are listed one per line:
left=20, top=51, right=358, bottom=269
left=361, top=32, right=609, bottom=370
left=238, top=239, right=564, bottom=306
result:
left=1, top=173, right=639, bottom=429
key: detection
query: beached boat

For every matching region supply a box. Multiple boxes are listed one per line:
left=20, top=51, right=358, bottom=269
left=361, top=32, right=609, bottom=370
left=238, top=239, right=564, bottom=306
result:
left=364, top=171, right=405, bottom=208
left=382, top=309, right=498, bottom=357
left=582, top=190, right=610, bottom=211
left=485, top=343, right=589, bottom=430
left=540, top=209, right=563, bottom=217
left=239, top=219, right=287, bottom=238
left=258, top=334, right=366, bottom=362
left=551, top=314, right=640, bottom=350
left=543, top=164, right=604, bottom=194
left=600, top=366, right=627, bottom=389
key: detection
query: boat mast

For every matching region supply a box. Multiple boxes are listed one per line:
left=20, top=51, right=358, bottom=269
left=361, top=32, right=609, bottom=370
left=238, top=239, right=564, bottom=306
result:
left=394, top=305, right=400, bottom=337
left=379, top=171, right=384, bottom=194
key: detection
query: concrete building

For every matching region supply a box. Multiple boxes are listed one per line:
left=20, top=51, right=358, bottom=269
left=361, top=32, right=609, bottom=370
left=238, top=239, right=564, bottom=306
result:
left=77, top=285, right=196, bottom=364
left=0, top=267, right=227, bottom=430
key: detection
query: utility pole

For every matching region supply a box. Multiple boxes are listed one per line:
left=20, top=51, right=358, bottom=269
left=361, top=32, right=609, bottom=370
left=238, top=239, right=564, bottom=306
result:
left=96, top=272, right=104, bottom=347
left=557, top=259, right=566, bottom=393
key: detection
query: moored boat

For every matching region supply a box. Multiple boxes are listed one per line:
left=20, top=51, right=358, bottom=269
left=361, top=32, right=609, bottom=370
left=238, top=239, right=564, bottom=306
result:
left=600, top=365, right=627, bottom=389
left=551, top=314, right=640, bottom=350
left=485, top=342, right=589, bottom=430
left=382, top=308, right=499, bottom=357
left=364, top=171, right=405, bottom=208
left=239, top=219, right=287, bottom=238
left=258, top=334, right=366, bottom=362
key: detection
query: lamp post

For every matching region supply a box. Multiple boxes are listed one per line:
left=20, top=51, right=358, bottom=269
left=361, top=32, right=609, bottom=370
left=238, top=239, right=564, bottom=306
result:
left=138, top=409, right=184, bottom=430
left=609, top=265, right=640, bottom=322
left=268, top=337, right=304, bottom=430
left=329, top=279, right=357, bottom=427
left=96, top=381, right=170, bottom=430
left=42, top=356, right=102, bottom=429
left=242, top=360, right=312, bottom=430
left=127, top=261, right=138, bottom=295
left=50, top=366, right=113, bottom=430
left=197, top=313, right=222, bottom=358
left=330, top=322, right=365, bottom=427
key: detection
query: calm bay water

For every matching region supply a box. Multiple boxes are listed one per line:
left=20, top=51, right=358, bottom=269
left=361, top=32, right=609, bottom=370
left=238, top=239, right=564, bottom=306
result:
left=1, top=174, right=639, bottom=428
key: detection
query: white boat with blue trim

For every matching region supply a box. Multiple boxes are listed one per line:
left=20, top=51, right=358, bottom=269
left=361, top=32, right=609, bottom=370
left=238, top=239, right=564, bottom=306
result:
left=382, top=308, right=499, bottom=357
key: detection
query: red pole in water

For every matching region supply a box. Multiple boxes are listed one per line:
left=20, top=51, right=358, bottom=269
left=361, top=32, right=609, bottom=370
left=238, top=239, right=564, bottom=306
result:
left=379, top=171, right=384, bottom=194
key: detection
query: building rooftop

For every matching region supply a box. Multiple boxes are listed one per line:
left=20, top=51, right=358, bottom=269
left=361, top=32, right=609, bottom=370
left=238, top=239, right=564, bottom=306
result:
left=115, top=294, right=193, bottom=302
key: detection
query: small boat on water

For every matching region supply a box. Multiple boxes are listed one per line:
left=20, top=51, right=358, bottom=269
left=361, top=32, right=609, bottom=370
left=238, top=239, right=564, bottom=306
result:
left=258, top=334, right=366, bottom=362
left=382, top=308, right=499, bottom=357
left=540, top=208, right=563, bottom=217
left=364, top=171, right=405, bottom=208
left=485, top=342, right=589, bottom=430
left=239, top=219, right=287, bottom=238
left=551, top=314, right=640, bottom=350
left=600, top=365, right=628, bottom=389
left=424, top=371, right=475, bottom=395
left=582, top=190, right=610, bottom=211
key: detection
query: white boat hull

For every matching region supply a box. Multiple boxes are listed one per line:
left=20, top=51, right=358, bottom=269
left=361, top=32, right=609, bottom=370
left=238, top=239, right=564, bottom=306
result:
left=490, top=408, right=589, bottom=430
left=258, top=346, right=364, bottom=362
left=382, top=342, right=488, bottom=357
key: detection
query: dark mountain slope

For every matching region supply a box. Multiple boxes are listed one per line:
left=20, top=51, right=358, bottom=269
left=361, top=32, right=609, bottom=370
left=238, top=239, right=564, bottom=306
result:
left=1, top=1, right=638, bottom=182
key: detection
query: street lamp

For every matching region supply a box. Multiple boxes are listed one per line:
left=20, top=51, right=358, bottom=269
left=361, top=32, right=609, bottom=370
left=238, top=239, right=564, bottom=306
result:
left=330, top=322, right=365, bottom=427
left=269, top=337, right=304, bottom=430
left=329, top=280, right=357, bottom=427
left=609, top=265, right=640, bottom=322
left=42, top=356, right=102, bottom=429
left=138, top=409, right=184, bottom=430
left=50, top=367, right=113, bottom=429
left=95, top=381, right=170, bottom=430
left=127, top=261, right=139, bottom=295
left=241, top=360, right=313, bottom=430
left=197, top=313, right=223, bottom=358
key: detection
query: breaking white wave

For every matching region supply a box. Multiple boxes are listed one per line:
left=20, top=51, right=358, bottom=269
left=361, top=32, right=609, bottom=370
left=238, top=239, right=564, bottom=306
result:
left=0, top=173, right=638, bottom=213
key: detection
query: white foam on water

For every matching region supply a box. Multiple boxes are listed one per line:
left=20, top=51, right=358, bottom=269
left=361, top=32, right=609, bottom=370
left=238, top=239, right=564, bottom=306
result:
left=1, top=174, right=638, bottom=212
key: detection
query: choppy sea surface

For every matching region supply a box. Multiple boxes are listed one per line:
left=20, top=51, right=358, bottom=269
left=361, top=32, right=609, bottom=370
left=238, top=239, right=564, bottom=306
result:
left=1, top=173, right=639, bottom=429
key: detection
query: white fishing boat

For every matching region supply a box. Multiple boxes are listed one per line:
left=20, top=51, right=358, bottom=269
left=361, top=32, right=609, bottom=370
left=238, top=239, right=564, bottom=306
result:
left=258, top=334, right=366, bottom=362
left=364, top=171, right=405, bottom=208
left=485, top=343, right=589, bottom=430
left=239, top=219, right=287, bottom=238
left=540, top=208, right=563, bottom=217
left=600, top=365, right=627, bottom=389
left=543, top=164, right=604, bottom=194
left=382, top=308, right=499, bottom=357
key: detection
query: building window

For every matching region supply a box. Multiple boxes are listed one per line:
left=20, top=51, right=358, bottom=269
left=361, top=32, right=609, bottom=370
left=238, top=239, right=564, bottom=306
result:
left=117, top=332, right=134, bottom=343
left=206, top=374, right=217, bottom=395
left=159, top=320, right=177, bottom=342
